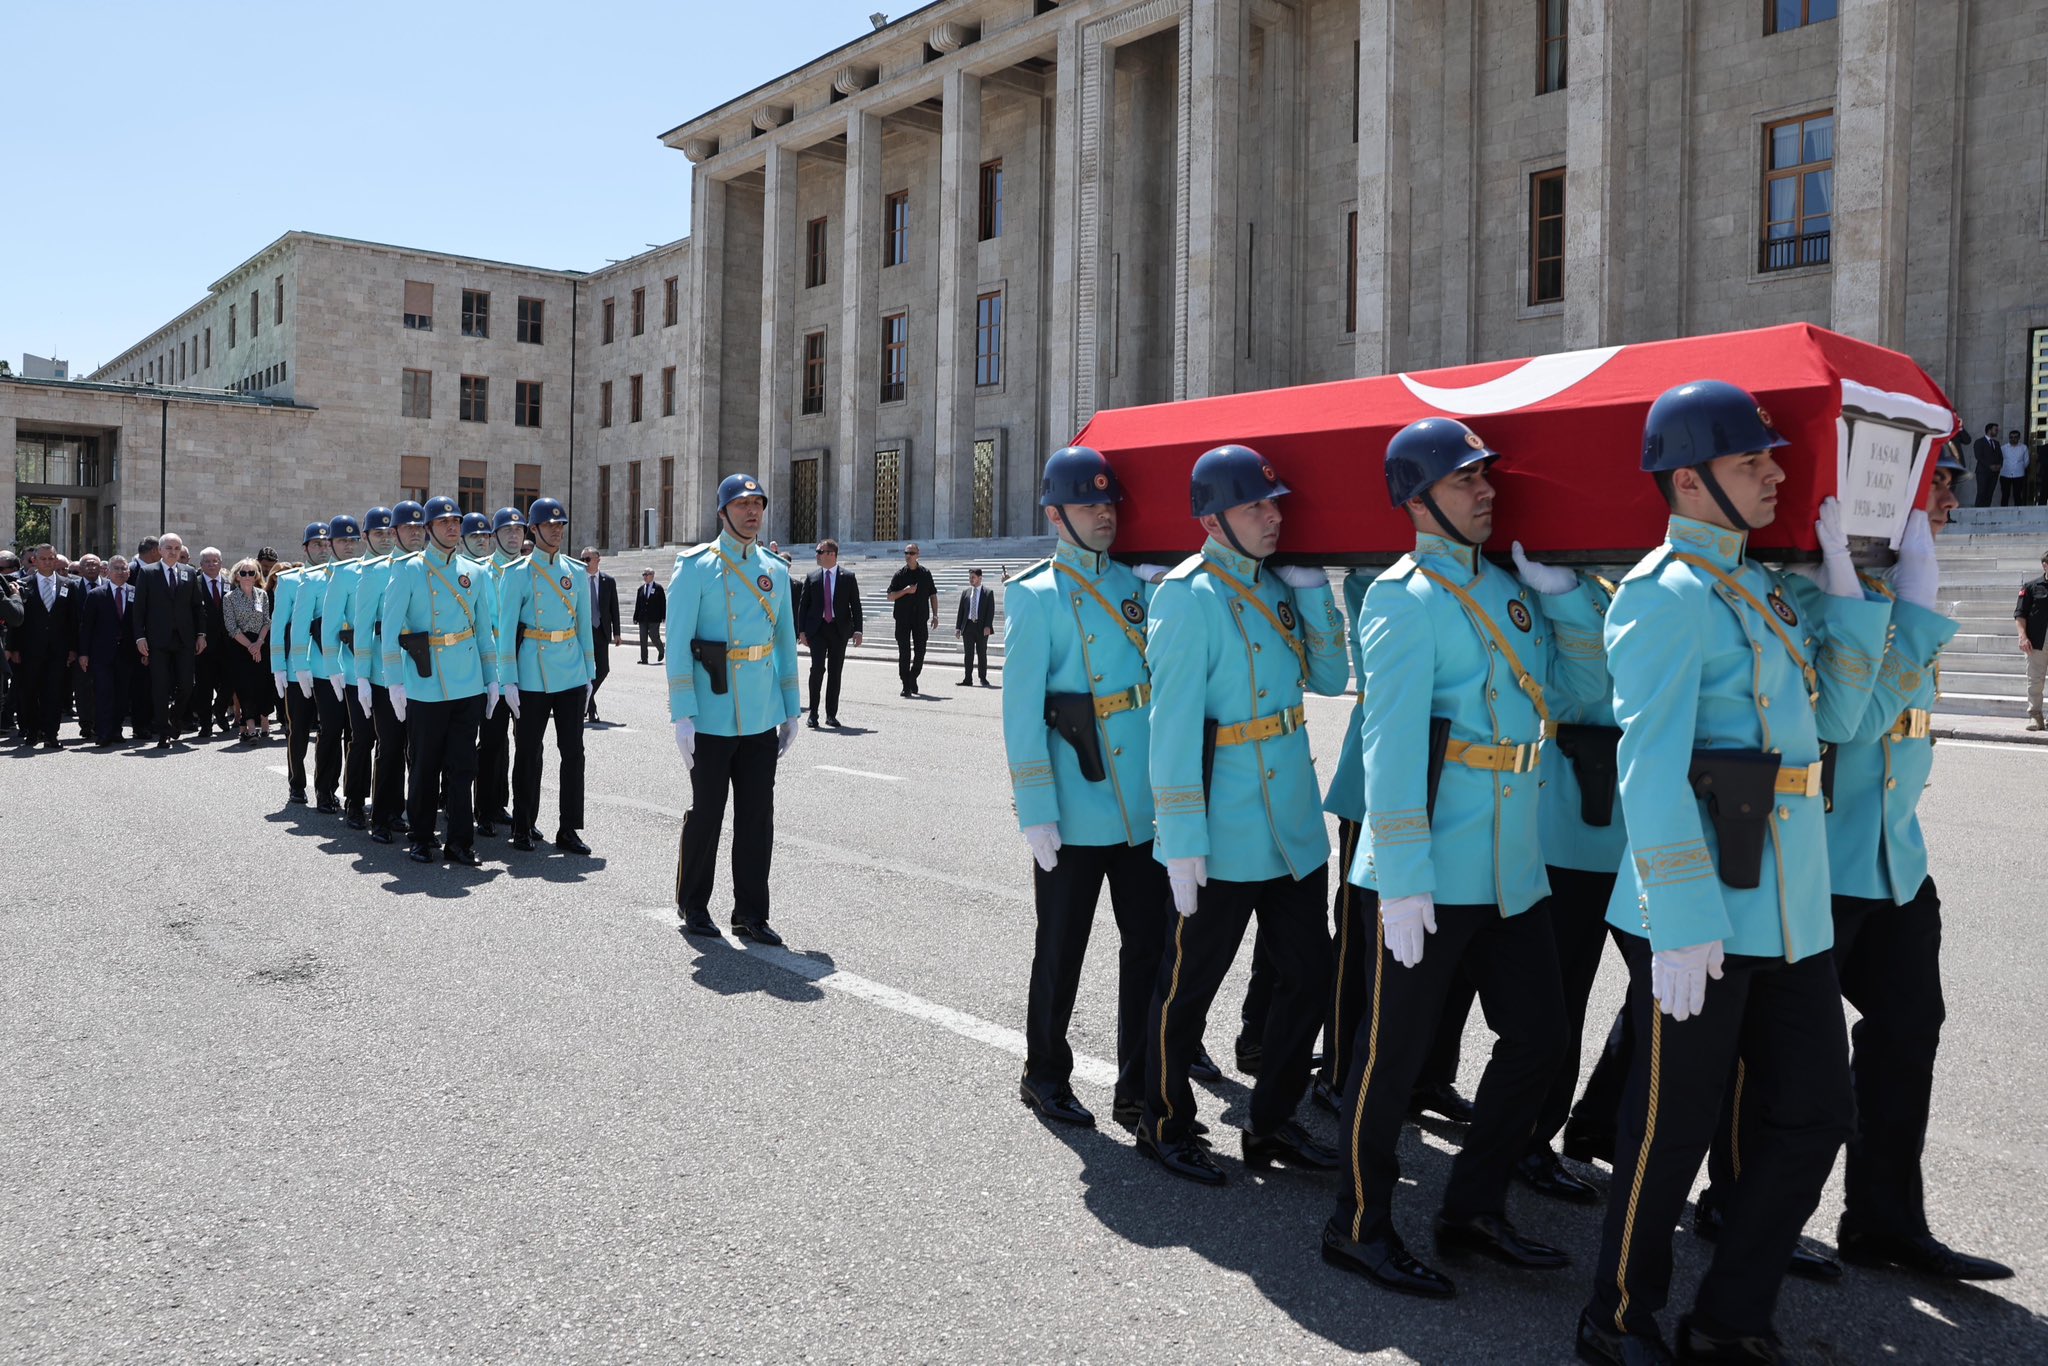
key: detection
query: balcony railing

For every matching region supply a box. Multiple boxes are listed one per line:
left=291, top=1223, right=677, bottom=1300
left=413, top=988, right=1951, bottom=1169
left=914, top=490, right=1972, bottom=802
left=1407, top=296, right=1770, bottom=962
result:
left=1760, top=230, right=1831, bottom=273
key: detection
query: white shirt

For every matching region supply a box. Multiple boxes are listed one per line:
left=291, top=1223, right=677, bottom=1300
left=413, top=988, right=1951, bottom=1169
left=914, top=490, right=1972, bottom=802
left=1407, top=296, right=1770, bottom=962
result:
left=2002, top=442, right=2031, bottom=478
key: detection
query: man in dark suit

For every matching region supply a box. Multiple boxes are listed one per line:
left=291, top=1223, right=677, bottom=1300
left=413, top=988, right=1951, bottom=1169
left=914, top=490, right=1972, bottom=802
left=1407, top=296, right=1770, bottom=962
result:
left=955, top=568, right=995, bottom=686
left=0, top=552, right=23, bottom=734
left=1973, top=421, right=2003, bottom=508
left=133, top=531, right=208, bottom=747
left=189, top=546, right=234, bottom=737
left=7, top=544, right=81, bottom=749
left=796, top=538, right=863, bottom=728
left=77, top=557, right=138, bottom=745
left=580, top=547, right=621, bottom=722
left=633, top=567, right=667, bottom=663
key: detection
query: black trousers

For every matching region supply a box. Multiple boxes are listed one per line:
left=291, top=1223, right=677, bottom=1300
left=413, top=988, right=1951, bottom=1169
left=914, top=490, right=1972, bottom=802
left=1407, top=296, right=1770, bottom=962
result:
left=1530, top=866, right=1621, bottom=1151
left=807, top=631, right=849, bottom=718
left=1334, top=899, right=1565, bottom=1240
left=370, top=684, right=407, bottom=830
left=14, top=649, right=67, bottom=744
left=477, top=694, right=515, bottom=819
left=589, top=641, right=610, bottom=711
left=638, top=621, right=665, bottom=663
left=675, top=728, right=779, bottom=925
left=1974, top=463, right=2000, bottom=507
left=1024, top=839, right=1171, bottom=1103
left=343, top=687, right=375, bottom=810
left=313, top=682, right=351, bottom=801
left=1587, top=935, right=1852, bottom=1339
left=149, top=645, right=195, bottom=739
left=190, top=641, right=228, bottom=730
left=90, top=658, right=132, bottom=742
left=408, top=693, right=485, bottom=849
left=1317, top=820, right=1374, bottom=1093
left=895, top=619, right=929, bottom=688
left=125, top=649, right=154, bottom=737
left=960, top=629, right=989, bottom=681
left=1999, top=475, right=2028, bottom=506
left=1143, top=867, right=1331, bottom=1144
left=513, top=687, right=587, bottom=834
left=71, top=661, right=91, bottom=736
left=283, top=684, right=316, bottom=795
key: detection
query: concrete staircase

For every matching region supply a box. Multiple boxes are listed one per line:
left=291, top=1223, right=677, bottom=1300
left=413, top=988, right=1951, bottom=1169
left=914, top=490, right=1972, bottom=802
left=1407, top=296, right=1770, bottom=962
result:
left=1925, top=507, right=2048, bottom=719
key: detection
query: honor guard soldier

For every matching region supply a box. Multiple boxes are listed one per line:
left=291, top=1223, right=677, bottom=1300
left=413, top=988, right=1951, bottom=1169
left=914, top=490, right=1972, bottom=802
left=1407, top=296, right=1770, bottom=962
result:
left=320, top=512, right=377, bottom=830
left=271, top=522, right=329, bottom=805
left=1577, top=381, right=1891, bottom=1366
left=382, top=496, right=501, bottom=868
left=1002, top=446, right=1174, bottom=1130
left=351, top=504, right=413, bottom=844
left=497, top=497, right=596, bottom=855
left=285, top=519, right=345, bottom=813
left=1139, top=444, right=1350, bottom=1185
left=461, top=513, right=497, bottom=565
left=474, top=506, right=527, bottom=837
left=1322, top=418, right=1608, bottom=1299
left=668, top=474, right=802, bottom=943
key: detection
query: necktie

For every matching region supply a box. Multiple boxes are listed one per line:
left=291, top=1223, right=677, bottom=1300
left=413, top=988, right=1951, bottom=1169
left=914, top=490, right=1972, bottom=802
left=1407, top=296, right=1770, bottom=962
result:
left=824, top=570, right=834, bottom=623
left=117, top=588, right=126, bottom=619
left=41, top=577, right=54, bottom=610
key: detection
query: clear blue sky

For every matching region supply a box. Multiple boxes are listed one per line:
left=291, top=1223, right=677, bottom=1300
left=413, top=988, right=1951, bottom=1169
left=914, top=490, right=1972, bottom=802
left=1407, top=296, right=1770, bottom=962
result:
left=0, top=0, right=895, bottom=374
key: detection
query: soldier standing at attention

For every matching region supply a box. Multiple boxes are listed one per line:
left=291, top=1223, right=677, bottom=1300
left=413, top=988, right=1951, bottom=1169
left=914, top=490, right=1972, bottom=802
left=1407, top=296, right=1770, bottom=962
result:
left=1576, top=382, right=1891, bottom=1366
left=382, top=496, right=500, bottom=868
left=1003, top=446, right=1174, bottom=1130
left=498, top=497, right=596, bottom=856
left=287, top=518, right=347, bottom=814
left=352, top=504, right=415, bottom=845
left=320, top=511, right=379, bottom=831
left=668, top=474, right=801, bottom=944
left=474, top=506, right=528, bottom=838
left=271, top=522, right=328, bottom=806
left=1138, top=444, right=1349, bottom=1185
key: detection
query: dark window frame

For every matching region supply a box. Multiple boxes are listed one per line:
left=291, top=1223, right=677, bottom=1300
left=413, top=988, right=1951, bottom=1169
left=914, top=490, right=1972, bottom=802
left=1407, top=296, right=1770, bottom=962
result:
left=599, top=380, right=613, bottom=428
left=631, top=286, right=646, bottom=337
left=459, top=374, right=490, bottom=423
left=801, top=332, right=826, bottom=415
left=402, top=368, right=432, bottom=420
left=602, top=297, right=615, bottom=344
left=629, top=372, right=644, bottom=423
left=1344, top=210, right=1359, bottom=333
left=514, top=380, right=543, bottom=428
left=879, top=313, right=908, bottom=403
left=806, top=216, right=829, bottom=288
left=1765, top=0, right=1838, bottom=36
left=883, top=190, right=910, bottom=268
left=461, top=289, right=491, bottom=339
left=517, top=296, right=544, bottom=344
left=1529, top=168, right=1566, bottom=304
left=661, top=365, right=677, bottom=417
left=1538, top=0, right=1568, bottom=95
left=1759, top=109, right=1834, bottom=273
left=978, top=160, right=1003, bottom=241
left=663, top=276, right=679, bottom=327
left=974, top=291, right=1004, bottom=388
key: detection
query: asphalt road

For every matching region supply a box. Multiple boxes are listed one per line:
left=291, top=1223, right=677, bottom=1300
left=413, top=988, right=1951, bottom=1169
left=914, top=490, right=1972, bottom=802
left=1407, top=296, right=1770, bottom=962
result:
left=4, top=655, right=2043, bottom=1364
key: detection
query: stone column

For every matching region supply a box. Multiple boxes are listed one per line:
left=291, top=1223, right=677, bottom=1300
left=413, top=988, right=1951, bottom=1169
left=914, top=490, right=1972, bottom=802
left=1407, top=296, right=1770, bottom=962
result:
left=1830, top=0, right=1910, bottom=347
left=1044, top=20, right=1080, bottom=454
left=1354, top=0, right=1410, bottom=377
left=1184, top=0, right=1243, bottom=397
left=0, top=413, right=16, bottom=547
left=933, top=69, right=983, bottom=540
left=1563, top=0, right=1631, bottom=348
left=1639, top=0, right=1694, bottom=341
left=1437, top=0, right=1477, bottom=366
left=685, top=170, right=728, bottom=534
left=758, top=143, right=798, bottom=542
left=837, top=111, right=881, bottom=538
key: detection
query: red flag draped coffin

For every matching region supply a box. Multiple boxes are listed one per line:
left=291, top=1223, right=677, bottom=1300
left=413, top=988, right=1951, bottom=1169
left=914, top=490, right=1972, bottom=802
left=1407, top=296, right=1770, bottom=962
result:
left=1073, top=323, right=1959, bottom=565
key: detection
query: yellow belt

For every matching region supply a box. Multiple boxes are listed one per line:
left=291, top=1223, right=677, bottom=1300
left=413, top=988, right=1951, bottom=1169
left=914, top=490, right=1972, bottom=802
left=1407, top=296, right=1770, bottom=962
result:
left=1889, top=709, right=1931, bottom=741
left=1445, top=737, right=1541, bottom=774
left=429, top=629, right=474, bottom=648
left=1213, top=703, right=1306, bottom=747
left=1353, top=690, right=1365, bottom=704
left=1094, top=683, right=1151, bottom=719
left=1774, top=760, right=1825, bottom=798
left=522, top=627, right=577, bottom=643
left=727, top=643, right=775, bottom=662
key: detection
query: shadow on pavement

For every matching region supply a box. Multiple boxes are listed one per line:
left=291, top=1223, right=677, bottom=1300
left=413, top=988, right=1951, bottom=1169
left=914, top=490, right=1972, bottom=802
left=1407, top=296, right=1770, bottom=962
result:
left=683, top=930, right=829, bottom=1003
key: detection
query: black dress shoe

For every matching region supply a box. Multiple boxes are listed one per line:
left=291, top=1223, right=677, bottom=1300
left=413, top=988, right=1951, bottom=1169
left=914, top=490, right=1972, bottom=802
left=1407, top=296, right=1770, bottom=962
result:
left=1435, top=1212, right=1571, bottom=1269
left=826, top=715, right=840, bottom=727
left=1516, top=1147, right=1602, bottom=1204
left=1311, top=1078, right=1344, bottom=1116
left=316, top=795, right=341, bottom=815
left=288, top=790, right=309, bottom=805
left=406, top=843, right=437, bottom=864
left=156, top=738, right=171, bottom=750
left=510, top=832, right=537, bottom=853
left=42, top=739, right=62, bottom=750
left=1234, top=1037, right=1262, bottom=1076
left=526, top=826, right=545, bottom=844
left=1110, top=1099, right=1208, bottom=1138
left=370, top=827, right=394, bottom=845
left=1837, top=1229, right=2014, bottom=1281
left=1020, top=1078, right=1096, bottom=1128
left=1188, top=1046, right=1223, bottom=1083
left=900, top=687, right=914, bottom=698
left=479, top=809, right=513, bottom=828
left=1135, top=1125, right=1226, bottom=1186
left=586, top=707, right=599, bottom=724
left=391, top=814, right=411, bottom=834
left=1320, top=1219, right=1455, bottom=1298
left=443, top=845, right=484, bottom=868
left=554, top=830, right=591, bottom=856
left=475, top=820, right=497, bottom=839
left=1561, top=1122, right=1616, bottom=1166
left=1694, top=1200, right=1841, bottom=1282
left=680, top=914, right=723, bottom=939
left=1575, top=1309, right=1676, bottom=1365
left=1410, top=1081, right=1477, bottom=1125
left=806, top=715, right=820, bottom=730
left=1675, top=1315, right=1801, bottom=1364
left=959, top=676, right=973, bottom=685
left=1242, top=1121, right=1340, bottom=1172
left=731, top=920, right=784, bottom=947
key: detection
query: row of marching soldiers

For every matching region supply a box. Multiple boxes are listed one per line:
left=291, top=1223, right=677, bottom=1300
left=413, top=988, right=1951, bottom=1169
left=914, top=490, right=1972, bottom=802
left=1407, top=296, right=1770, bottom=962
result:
left=1002, top=380, right=2009, bottom=1366
left=268, top=497, right=597, bottom=866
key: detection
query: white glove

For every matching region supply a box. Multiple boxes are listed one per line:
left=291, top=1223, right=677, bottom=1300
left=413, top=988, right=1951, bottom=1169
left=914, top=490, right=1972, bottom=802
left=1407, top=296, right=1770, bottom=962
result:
left=1167, top=856, right=1207, bottom=918
left=296, top=671, right=313, bottom=698
left=485, top=683, right=500, bottom=717
left=1892, top=510, right=1939, bottom=611
left=1023, top=823, right=1062, bottom=872
left=1511, top=541, right=1578, bottom=596
left=1380, top=893, right=1437, bottom=970
left=356, top=681, right=372, bottom=715
left=1132, top=563, right=1171, bottom=585
left=777, top=717, right=799, bottom=757
left=1815, top=497, right=1860, bottom=599
left=273, top=670, right=288, bottom=698
left=1273, top=564, right=1327, bottom=590
left=1651, top=940, right=1726, bottom=1022
left=503, top=683, right=521, bottom=720
left=673, top=718, right=696, bottom=770
left=327, top=675, right=343, bottom=702
left=388, top=685, right=407, bottom=723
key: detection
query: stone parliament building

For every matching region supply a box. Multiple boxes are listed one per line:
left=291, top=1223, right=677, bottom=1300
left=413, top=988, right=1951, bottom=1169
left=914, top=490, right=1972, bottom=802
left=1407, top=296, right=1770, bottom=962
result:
left=4, top=0, right=2044, bottom=558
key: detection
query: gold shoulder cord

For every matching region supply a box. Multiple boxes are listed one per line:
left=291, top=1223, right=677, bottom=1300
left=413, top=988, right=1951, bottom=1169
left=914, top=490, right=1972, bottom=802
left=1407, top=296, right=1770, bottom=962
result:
left=1410, top=563, right=1552, bottom=725
left=715, top=547, right=778, bottom=626
left=419, top=556, right=478, bottom=636
left=1052, top=560, right=1146, bottom=655
left=1200, top=560, right=1309, bottom=675
left=1670, top=553, right=1818, bottom=702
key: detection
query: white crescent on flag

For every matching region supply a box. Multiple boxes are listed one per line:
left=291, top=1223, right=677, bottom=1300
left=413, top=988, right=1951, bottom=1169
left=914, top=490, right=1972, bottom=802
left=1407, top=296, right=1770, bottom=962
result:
left=1398, top=345, right=1624, bottom=416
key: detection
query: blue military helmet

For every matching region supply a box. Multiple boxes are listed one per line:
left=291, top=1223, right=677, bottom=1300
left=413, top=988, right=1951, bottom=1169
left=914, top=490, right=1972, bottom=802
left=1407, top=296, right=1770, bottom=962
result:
left=717, top=473, right=767, bottom=509
left=302, top=521, right=331, bottom=545
left=363, top=506, right=395, bottom=532
left=392, top=500, right=426, bottom=527
left=492, top=505, right=526, bottom=532
left=328, top=513, right=363, bottom=540
left=528, top=497, right=568, bottom=526
left=423, top=495, right=462, bottom=522
left=460, top=512, right=492, bottom=538
left=1641, top=379, right=1789, bottom=473
left=1189, top=443, right=1290, bottom=518
left=1384, top=417, right=1499, bottom=509
left=1935, top=441, right=1967, bottom=474
left=1039, top=445, right=1124, bottom=507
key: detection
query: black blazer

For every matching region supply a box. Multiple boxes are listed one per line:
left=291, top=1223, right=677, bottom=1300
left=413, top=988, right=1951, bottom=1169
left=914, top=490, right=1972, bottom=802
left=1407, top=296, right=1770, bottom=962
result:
left=632, top=580, right=667, bottom=624
left=1974, top=435, right=2003, bottom=468
left=955, top=584, right=995, bottom=635
left=195, top=573, right=231, bottom=640
left=593, top=572, right=621, bottom=639
left=798, top=567, right=862, bottom=639
left=77, top=580, right=136, bottom=669
left=12, top=573, right=81, bottom=662
left=134, top=560, right=206, bottom=650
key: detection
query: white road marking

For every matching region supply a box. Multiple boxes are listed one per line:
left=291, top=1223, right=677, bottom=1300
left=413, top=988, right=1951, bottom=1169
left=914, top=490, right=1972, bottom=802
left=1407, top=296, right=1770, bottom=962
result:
left=1933, top=738, right=2044, bottom=753
left=812, top=764, right=903, bottom=781
left=266, top=765, right=288, bottom=776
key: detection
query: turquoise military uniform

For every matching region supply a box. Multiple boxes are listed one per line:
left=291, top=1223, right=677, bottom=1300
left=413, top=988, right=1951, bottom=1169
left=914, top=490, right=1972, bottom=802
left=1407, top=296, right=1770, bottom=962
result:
left=1351, top=533, right=1608, bottom=915
left=1539, top=572, right=1631, bottom=875
left=380, top=542, right=500, bottom=702
left=1147, top=538, right=1350, bottom=882
left=1604, top=516, right=1892, bottom=959
left=350, top=552, right=407, bottom=686
left=1320, top=569, right=1372, bottom=823
left=1001, top=541, right=1158, bottom=846
left=496, top=548, right=595, bottom=692
left=665, top=531, right=801, bottom=736
left=1825, top=573, right=1956, bottom=902
left=319, top=555, right=369, bottom=686
left=286, top=562, right=334, bottom=679
left=269, top=567, right=302, bottom=665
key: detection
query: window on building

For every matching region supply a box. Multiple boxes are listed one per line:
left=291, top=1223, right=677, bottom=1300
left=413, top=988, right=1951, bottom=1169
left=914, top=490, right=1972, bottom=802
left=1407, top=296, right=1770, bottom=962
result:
left=459, top=375, right=489, bottom=422
left=975, top=291, right=1004, bottom=387
left=1352, top=39, right=1361, bottom=142
left=873, top=447, right=901, bottom=541
left=600, top=380, right=613, bottom=427
left=663, top=276, right=679, bottom=327
left=275, top=275, right=285, bottom=324
left=660, top=457, right=675, bottom=544
left=1539, top=0, right=1568, bottom=94
left=1344, top=211, right=1359, bottom=333
left=400, top=455, right=431, bottom=504
left=789, top=456, right=819, bottom=544
left=602, top=297, right=615, bottom=343
left=1767, top=0, right=1837, bottom=35
left=517, top=296, right=544, bottom=344
left=883, top=190, right=910, bottom=268
left=179, top=341, right=187, bottom=381
left=597, top=465, right=612, bottom=547
left=628, top=462, right=644, bottom=548
left=458, top=460, right=487, bottom=515
left=402, top=368, right=432, bottom=419
left=515, top=380, right=543, bottom=428
left=631, top=287, right=646, bottom=337
left=229, top=304, right=237, bottom=348
left=972, top=438, right=996, bottom=538
left=806, top=216, right=829, bottom=287
left=461, top=289, right=490, bottom=338
left=514, top=462, right=542, bottom=512
left=250, top=291, right=260, bottom=336
left=662, top=365, right=677, bottom=417
left=404, top=280, right=433, bottom=330
left=979, top=161, right=1003, bottom=240
left=629, top=373, right=644, bottom=423
left=802, top=332, right=826, bottom=415
left=880, top=313, right=908, bottom=403
left=1529, top=168, right=1566, bottom=304
left=1761, top=110, right=1833, bottom=272
left=203, top=327, right=211, bottom=369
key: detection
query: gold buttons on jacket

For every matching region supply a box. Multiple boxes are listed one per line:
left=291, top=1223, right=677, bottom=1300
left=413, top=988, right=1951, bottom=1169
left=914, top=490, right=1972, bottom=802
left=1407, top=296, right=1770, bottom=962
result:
left=1777, top=806, right=1791, bottom=820
left=1759, top=696, right=1771, bottom=708
left=1257, top=689, right=1267, bottom=699
left=1112, top=747, right=1123, bottom=757
left=1502, top=786, right=1513, bottom=797
left=1092, top=673, right=1103, bottom=682
left=1885, top=777, right=1898, bottom=790
left=1085, top=634, right=1095, bottom=644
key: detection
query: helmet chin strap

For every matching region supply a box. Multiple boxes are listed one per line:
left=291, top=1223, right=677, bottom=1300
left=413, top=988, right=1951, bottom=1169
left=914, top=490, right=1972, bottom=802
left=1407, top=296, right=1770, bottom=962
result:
left=1052, top=506, right=1106, bottom=557
left=719, top=508, right=755, bottom=546
left=1694, top=466, right=1753, bottom=534
left=1418, top=491, right=1477, bottom=548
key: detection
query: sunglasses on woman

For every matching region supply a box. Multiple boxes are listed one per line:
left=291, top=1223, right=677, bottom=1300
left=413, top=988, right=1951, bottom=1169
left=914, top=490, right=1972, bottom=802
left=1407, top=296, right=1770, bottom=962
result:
left=237, top=570, right=257, bottom=578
